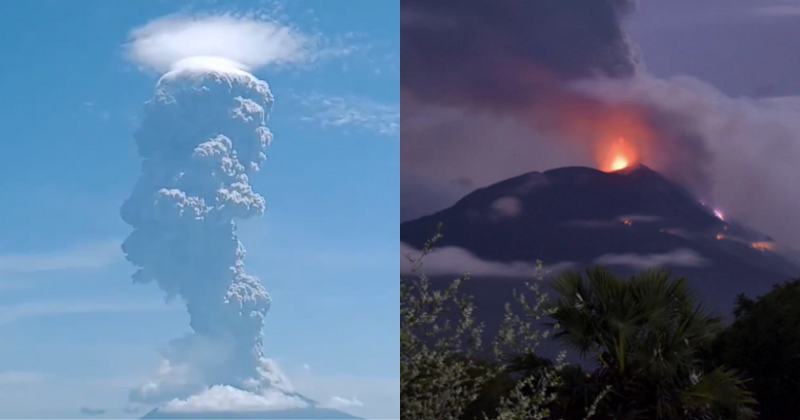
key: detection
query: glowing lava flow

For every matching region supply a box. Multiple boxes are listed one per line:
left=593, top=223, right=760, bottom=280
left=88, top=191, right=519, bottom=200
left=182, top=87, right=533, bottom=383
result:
left=751, top=242, right=775, bottom=252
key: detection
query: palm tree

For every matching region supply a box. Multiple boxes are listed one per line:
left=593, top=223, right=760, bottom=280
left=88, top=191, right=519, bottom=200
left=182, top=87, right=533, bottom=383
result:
left=549, top=267, right=756, bottom=420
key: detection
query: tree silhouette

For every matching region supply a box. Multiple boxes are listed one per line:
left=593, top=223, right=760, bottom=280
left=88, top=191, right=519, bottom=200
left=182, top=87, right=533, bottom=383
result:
left=550, top=267, right=756, bottom=420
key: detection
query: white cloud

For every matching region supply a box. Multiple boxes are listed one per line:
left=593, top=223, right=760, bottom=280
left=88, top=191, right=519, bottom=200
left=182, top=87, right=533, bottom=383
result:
left=322, top=396, right=363, bottom=409
left=401, top=242, right=574, bottom=278
left=0, top=239, right=121, bottom=273
left=126, top=14, right=315, bottom=73
left=159, top=385, right=309, bottom=412
left=0, top=371, right=44, bottom=385
left=130, top=344, right=295, bottom=407
left=302, top=364, right=310, bottom=370
left=92, top=367, right=398, bottom=419
left=594, top=248, right=710, bottom=270
left=129, top=360, right=205, bottom=406
left=299, top=94, right=399, bottom=136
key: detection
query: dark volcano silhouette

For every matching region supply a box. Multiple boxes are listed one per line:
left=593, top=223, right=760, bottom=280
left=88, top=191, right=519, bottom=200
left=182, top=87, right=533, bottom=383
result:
left=401, top=165, right=800, bottom=328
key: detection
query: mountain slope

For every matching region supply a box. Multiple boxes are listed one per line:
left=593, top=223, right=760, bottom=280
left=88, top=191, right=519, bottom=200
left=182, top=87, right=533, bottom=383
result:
left=401, top=165, right=800, bottom=320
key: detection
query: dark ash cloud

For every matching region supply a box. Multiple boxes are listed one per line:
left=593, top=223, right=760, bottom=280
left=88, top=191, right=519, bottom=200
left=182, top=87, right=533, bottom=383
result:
left=402, top=0, right=640, bottom=109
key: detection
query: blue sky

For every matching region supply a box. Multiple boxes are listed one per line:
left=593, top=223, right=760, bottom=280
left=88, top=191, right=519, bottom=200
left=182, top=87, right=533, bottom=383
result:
left=0, top=0, right=398, bottom=418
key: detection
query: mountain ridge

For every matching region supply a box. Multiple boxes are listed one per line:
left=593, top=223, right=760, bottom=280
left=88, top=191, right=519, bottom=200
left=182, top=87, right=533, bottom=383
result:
left=401, top=165, right=800, bottom=321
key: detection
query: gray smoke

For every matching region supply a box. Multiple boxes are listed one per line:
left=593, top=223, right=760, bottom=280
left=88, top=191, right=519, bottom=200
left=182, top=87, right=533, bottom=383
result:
left=120, top=62, right=288, bottom=404
left=400, top=0, right=714, bottom=221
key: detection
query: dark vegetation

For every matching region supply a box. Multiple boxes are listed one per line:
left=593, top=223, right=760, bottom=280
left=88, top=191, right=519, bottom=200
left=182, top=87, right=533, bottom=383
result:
left=401, top=226, right=800, bottom=419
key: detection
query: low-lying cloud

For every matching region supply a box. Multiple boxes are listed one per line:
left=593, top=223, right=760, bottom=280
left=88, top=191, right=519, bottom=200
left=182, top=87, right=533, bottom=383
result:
left=159, top=385, right=309, bottom=413
left=323, top=396, right=363, bottom=409
left=401, top=242, right=574, bottom=278
left=594, top=248, right=710, bottom=270
left=489, top=196, right=523, bottom=219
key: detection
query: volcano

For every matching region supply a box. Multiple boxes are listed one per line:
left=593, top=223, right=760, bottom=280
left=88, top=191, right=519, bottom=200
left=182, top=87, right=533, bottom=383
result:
left=401, top=165, right=800, bottom=325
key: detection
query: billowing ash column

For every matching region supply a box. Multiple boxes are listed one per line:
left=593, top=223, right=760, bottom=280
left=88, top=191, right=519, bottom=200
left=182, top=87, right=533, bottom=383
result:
left=121, top=57, right=285, bottom=399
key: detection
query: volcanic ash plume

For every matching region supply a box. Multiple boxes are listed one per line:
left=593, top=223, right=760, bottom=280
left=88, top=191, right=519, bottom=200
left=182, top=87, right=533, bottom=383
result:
left=120, top=57, right=290, bottom=404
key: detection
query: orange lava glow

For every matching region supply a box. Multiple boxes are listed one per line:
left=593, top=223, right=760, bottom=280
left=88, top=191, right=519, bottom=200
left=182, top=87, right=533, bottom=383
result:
left=750, top=242, right=775, bottom=252
left=599, top=137, right=639, bottom=172
left=611, top=156, right=630, bottom=171
left=525, top=89, right=660, bottom=173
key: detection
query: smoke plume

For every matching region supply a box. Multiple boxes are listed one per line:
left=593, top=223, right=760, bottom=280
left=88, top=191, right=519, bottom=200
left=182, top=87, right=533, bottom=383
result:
left=401, top=0, right=800, bottom=250
left=401, top=0, right=711, bottom=192
left=120, top=58, right=300, bottom=407
left=400, top=0, right=686, bottom=217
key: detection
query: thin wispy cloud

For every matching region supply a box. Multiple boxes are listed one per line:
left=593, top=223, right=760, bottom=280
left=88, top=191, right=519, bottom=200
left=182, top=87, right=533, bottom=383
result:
left=82, top=102, right=110, bottom=120
left=594, top=248, right=710, bottom=270
left=323, top=396, right=363, bottom=409
left=0, top=300, right=177, bottom=326
left=0, top=371, right=45, bottom=385
left=0, top=240, right=121, bottom=274
left=401, top=242, right=574, bottom=278
left=299, top=93, right=399, bottom=136
left=79, top=406, right=106, bottom=416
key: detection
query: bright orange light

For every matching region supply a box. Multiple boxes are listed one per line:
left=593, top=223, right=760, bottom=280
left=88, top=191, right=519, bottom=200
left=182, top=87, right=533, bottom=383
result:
left=751, top=242, right=774, bottom=252
left=716, top=233, right=725, bottom=240
left=610, top=156, right=629, bottom=171
left=598, top=137, right=638, bottom=172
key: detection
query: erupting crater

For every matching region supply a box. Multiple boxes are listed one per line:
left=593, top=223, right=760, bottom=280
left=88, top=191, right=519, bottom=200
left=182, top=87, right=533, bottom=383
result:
left=598, top=137, right=638, bottom=172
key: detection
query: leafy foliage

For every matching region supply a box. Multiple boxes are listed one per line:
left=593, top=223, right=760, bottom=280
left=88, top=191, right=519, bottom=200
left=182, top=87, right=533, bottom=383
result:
left=549, top=267, right=756, bottom=420
left=400, top=228, right=488, bottom=420
left=710, top=279, right=800, bottom=420
left=400, top=229, right=760, bottom=420
left=400, top=226, right=603, bottom=420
